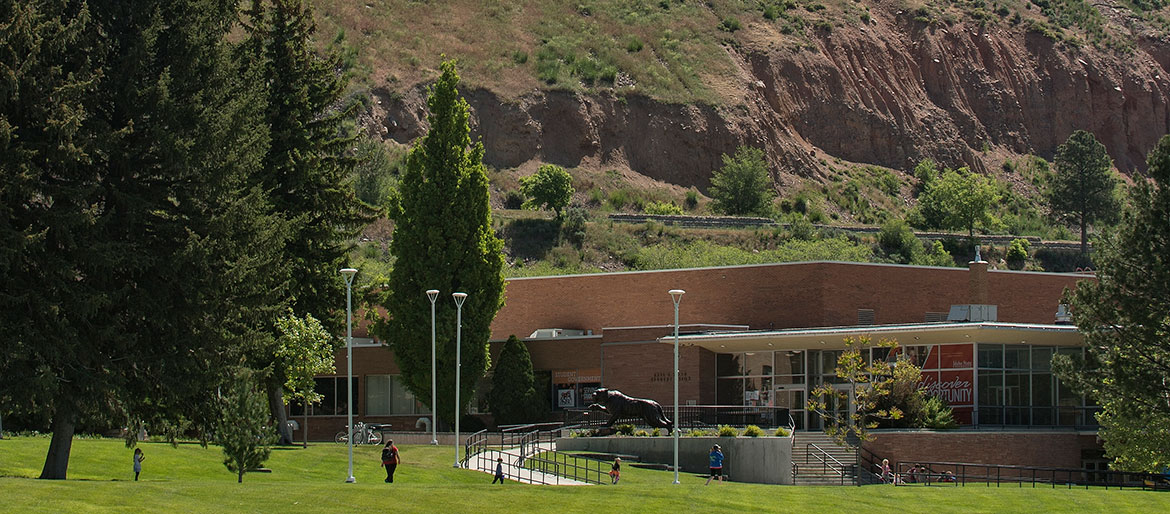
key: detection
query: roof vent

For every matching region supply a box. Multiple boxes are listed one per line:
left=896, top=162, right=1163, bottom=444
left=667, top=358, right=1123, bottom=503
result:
left=857, top=309, right=875, bottom=325
left=947, top=304, right=998, bottom=322
left=1055, top=304, right=1073, bottom=325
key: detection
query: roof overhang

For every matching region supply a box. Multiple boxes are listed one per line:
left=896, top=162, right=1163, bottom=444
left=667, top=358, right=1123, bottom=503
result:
left=658, top=322, right=1084, bottom=353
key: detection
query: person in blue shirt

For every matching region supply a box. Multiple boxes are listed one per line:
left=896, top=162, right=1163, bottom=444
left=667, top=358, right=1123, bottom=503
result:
left=706, top=444, right=724, bottom=485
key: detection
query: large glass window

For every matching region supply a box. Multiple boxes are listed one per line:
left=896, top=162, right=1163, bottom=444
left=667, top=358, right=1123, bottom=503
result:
left=297, top=376, right=357, bottom=416
left=743, top=352, right=773, bottom=377
left=366, top=375, right=427, bottom=416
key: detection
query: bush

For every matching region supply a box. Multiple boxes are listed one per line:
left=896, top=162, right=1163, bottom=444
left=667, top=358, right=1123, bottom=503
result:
left=512, top=50, right=528, bottom=64
left=773, top=427, right=790, bottom=437
left=652, top=428, right=662, bottom=436
left=719, top=17, right=742, bottom=32
left=626, top=37, right=644, bottom=52
left=644, top=201, right=683, bottom=215
left=616, top=423, right=636, bottom=435
left=684, top=189, right=699, bottom=210
left=920, top=396, right=959, bottom=429
left=504, top=190, right=524, bottom=210
left=742, top=425, right=765, bottom=437
left=687, top=428, right=709, bottom=437
left=717, top=424, right=738, bottom=437
left=634, top=429, right=651, bottom=437
left=710, top=146, right=775, bottom=216
left=561, top=207, right=588, bottom=248
left=1006, top=238, right=1030, bottom=268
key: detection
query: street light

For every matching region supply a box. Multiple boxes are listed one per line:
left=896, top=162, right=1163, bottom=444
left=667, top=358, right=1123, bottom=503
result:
left=427, top=289, right=440, bottom=445
left=452, top=292, right=468, bottom=468
left=340, top=267, right=358, bottom=484
left=669, top=289, right=685, bottom=485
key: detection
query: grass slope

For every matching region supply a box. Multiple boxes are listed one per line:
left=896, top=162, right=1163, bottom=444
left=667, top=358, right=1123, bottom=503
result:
left=2, top=437, right=1167, bottom=512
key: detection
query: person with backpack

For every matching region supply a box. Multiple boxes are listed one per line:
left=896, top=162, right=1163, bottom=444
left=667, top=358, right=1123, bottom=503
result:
left=705, top=444, right=725, bottom=485
left=492, top=457, right=505, bottom=484
left=381, top=440, right=400, bottom=483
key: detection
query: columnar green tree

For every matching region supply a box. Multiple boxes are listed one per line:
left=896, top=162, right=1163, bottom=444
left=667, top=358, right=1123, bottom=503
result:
left=1048, top=130, right=1120, bottom=256
left=520, top=164, right=574, bottom=218
left=1054, top=134, right=1170, bottom=473
left=240, top=0, right=373, bottom=444
left=489, top=335, right=540, bottom=425
left=1, top=0, right=283, bottom=478
left=372, top=60, right=506, bottom=425
left=709, top=146, right=776, bottom=216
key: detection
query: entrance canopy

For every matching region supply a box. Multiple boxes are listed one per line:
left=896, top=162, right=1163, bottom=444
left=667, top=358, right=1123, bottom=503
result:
left=660, top=322, right=1084, bottom=352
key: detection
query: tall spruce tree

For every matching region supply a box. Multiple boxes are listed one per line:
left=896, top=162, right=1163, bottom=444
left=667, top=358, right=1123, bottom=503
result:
left=240, top=0, right=373, bottom=444
left=1048, top=130, right=1120, bottom=256
left=1, top=0, right=284, bottom=478
left=1054, top=135, right=1170, bottom=473
left=372, top=60, right=505, bottom=425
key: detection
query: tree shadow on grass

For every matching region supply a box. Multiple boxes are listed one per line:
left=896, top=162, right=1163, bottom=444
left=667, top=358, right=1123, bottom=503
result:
left=502, top=218, right=561, bottom=261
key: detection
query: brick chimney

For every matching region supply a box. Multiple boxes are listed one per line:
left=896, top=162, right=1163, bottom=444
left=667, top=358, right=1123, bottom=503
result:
left=968, top=246, right=989, bottom=305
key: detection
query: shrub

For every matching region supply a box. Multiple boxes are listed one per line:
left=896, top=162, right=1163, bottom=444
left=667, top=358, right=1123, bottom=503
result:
left=645, top=201, right=683, bottom=215
left=1007, top=238, right=1030, bottom=268
left=742, top=425, right=765, bottom=437
left=773, top=427, right=791, bottom=437
left=634, top=429, right=651, bottom=437
left=561, top=207, right=588, bottom=247
left=504, top=190, right=524, bottom=210
left=512, top=50, right=528, bottom=64
left=652, top=428, right=662, bottom=437
left=626, top=37, right=644, bottom=53
left=616, top=423, right=636, bottom=435
left=608, top=189, right=628, bottom=210
left=684, top=189, right=699, bottom=210
left=920, top=396, right=959, bottom=429
left=687, top=428, right=709, bottom=437
left=717, top=424, right=738, bottom=437
left=719, top=17, right=742, bottom=32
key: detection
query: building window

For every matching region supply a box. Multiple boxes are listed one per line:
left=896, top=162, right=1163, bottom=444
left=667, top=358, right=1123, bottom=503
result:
left=976, top=344, right=1096, bottom=427
left=365, top=375, right=428, bottom=416
left=290, top=376, right=358, bottom=416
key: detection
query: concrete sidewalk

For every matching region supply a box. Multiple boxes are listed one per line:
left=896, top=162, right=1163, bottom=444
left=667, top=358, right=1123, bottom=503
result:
left=465, top=443, right=591, bottom=486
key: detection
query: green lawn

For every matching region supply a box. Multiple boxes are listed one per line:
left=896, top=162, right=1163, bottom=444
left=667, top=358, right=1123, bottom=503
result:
left=1, top=436, right=1167, bottom=512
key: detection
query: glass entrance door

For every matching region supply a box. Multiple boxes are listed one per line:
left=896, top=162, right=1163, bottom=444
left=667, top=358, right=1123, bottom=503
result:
left=773, top=386, right=806, bottom=430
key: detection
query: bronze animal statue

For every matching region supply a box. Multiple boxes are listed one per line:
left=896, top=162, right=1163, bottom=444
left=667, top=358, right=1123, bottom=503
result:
left=587, top=388, right=673, bottom=429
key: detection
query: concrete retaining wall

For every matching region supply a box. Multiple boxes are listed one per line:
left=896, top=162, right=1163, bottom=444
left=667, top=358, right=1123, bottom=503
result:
left=556, top=436, right=793, bottom=485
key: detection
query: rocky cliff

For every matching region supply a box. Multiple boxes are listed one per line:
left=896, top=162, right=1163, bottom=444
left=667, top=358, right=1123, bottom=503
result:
left=369, top=7, right=1170, bottom=189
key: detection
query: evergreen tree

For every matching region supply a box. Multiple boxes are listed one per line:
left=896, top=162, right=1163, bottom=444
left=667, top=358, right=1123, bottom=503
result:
left=216, top=369, right=276, bottom=483
left=1, top=0, right=282, bottom=478
left=240, top=0, right=374, bottom=444
left=1048, top=130, right=1120, bottom=256
left=372, top=60, right=506, bottom=425
left=709, top=146, right=775, bottom=217
left=1054, top=135, right=1170, bottom=473
left=489, top=335, right=539, bottom=426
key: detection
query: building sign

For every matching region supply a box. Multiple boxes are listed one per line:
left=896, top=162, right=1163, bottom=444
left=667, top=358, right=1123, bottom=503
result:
left=920, top=370, right=975, bottom=405
left=557, top=388, right=576, bottom=408
left=553, top=369, right=601, bottom=384
left=915, top=344, right=975, bottom=424
left=936, top=344, right=974, bottom=369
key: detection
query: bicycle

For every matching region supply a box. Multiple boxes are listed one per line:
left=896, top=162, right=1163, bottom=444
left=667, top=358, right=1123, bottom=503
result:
left=335, top=421, right=382, bottom=445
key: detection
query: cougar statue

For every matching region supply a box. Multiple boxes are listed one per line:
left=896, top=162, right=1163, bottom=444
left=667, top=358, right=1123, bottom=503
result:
left=587, top=388, right=673, bottom=429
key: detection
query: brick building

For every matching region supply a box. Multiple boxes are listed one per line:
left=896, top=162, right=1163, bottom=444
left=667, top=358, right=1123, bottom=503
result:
left=296, top=258, right=1101, bottom=469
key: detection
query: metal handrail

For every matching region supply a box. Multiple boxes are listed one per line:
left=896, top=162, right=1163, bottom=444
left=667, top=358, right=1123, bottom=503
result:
left=805, top=442, right=849, bottom=485
left=891, top=459, right=1170, bottom=490
left=462, top=428, right=608, bottom=485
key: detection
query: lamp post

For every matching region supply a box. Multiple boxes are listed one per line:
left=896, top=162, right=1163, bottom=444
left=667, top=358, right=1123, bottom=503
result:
left=452, top=292, right=468, bottom=468
left=340, top=268, right=358, bottom=484
left=669, top=289, right=685, bottom=485
left=427, top=289, right=440, bottom=445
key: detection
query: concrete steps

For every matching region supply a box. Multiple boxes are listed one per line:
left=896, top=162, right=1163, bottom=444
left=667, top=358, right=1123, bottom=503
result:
left=792, top=432, right=858, bottom=486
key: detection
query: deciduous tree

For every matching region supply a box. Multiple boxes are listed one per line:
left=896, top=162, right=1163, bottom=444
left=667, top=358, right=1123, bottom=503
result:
left=709, top=146, right=776, bottom=217
left=914, top=167, right=999, bottom=239
left=1054, top=134, right=1170, bottom=473
left=1048, top=130, right=1121, bottom=256
left=371, top=60, right=506, bottom=425
left=520, top=164, right=574, bottom=218
left=807, top=337, right=914, bottom=444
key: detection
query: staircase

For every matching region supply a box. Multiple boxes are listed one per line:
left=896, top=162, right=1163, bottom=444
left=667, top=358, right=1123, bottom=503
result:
left=791, top=431, right=859, bottom=486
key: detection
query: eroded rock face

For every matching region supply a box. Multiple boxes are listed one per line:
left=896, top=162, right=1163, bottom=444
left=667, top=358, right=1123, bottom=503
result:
left=375, top=13, right=1170, bottom=187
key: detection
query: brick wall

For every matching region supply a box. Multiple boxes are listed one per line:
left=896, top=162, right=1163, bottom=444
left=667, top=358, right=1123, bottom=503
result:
left=862, top=431, right=1101, bottom=471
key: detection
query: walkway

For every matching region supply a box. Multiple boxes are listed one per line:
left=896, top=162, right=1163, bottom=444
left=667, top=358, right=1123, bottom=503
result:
left=464, top=442, right=591, bottom=486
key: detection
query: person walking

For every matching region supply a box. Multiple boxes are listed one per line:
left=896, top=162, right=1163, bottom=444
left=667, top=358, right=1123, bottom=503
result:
left=381, top=440, right=400, bottom=483
left=609, top=457, right=621, bottom=484
left=132, top=448, right=146, bottom=481
left=492, top=457, right=505, bottom=484
left=705, top=444, right=724, bottom=485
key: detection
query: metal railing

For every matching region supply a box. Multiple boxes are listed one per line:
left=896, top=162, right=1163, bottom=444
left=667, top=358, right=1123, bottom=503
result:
left=805, top=442, right=851, bottom=485
left=563, top=405, right=793, bottom=430
left=890, top=460, right=1170, bottom=490
left=463, top=428, right=608, bottom=485
left=856, top=446, right=885, bottom=485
